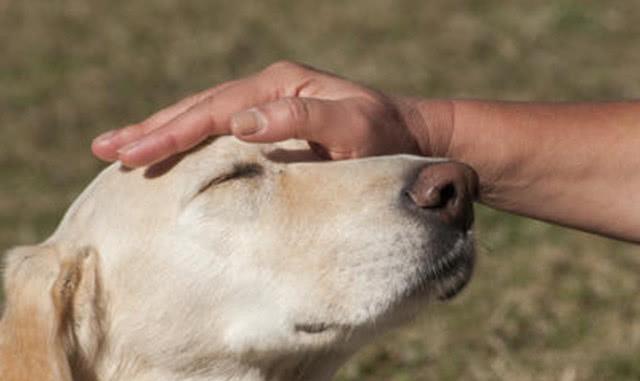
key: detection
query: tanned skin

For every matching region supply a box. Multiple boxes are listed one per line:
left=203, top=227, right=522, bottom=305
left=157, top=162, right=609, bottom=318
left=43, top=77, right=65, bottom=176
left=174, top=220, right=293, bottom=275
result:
left=92, top=61, right=640, bottom=243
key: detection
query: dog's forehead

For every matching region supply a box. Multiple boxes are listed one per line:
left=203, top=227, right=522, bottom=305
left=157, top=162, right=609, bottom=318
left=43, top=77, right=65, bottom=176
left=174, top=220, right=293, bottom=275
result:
left=200, top=137, right=311, bottom=161
left=149, top=137, right=259, bottom=188
left=267, top=139, right=310, bottom=152
left=173, top=137, right=314, bottom=175
left=49, top=137, right=318, bottom=244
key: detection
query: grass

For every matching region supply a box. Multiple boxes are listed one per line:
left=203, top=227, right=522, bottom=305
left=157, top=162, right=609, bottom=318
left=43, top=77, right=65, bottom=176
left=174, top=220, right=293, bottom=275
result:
left=1, top=1, right=639, bottom=379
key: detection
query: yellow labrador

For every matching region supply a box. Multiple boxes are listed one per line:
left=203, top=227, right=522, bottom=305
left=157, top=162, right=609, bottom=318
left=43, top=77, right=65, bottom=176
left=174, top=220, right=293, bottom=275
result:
left=0, top=137, right=477, bottom=381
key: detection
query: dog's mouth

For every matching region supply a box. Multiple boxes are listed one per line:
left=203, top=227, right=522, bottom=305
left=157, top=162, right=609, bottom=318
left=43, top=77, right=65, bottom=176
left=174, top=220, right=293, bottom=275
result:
left=424, top=238, right=475, bottom=301
left=294, top=322, right=336, bottom=334
left=434, top=267, right=473, bottom=300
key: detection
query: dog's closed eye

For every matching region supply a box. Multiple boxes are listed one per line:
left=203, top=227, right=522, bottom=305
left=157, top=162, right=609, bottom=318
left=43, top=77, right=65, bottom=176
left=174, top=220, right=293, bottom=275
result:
left=196, top=163, right=264, bottom=195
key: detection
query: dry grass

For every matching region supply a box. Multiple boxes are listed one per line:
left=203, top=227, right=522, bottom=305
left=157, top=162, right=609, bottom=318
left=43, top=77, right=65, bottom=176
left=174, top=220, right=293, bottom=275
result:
left=1, top=1, right=639, bottom=379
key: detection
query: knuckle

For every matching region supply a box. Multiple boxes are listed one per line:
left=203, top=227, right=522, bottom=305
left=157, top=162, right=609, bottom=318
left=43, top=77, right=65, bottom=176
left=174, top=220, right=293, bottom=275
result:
left=351, top=117, right=375, bottom=143
left=205, top=100, right=218, bottom=127
left=136, top=120, right=154, bottom=134
left=261, top=61, right=318, bottom=97
left=162, top=132, right=181, bottom=152
left=263, top=60, right=305, bottom=76
left=282, top=98, right=310, bottom=127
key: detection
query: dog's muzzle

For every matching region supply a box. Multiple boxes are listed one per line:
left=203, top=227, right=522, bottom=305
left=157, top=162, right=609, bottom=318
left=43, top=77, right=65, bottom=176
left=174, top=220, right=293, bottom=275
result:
left=404, top=161, right=479, bottom=300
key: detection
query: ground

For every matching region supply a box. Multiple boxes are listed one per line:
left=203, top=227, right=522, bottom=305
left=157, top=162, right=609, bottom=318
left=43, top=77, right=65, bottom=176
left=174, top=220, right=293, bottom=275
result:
left=1, top=1, right=639, bottom=380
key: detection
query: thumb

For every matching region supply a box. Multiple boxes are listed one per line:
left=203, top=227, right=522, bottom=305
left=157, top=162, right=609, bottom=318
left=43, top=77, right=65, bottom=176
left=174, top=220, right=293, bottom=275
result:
left=230, top=97, right=352, bottom=144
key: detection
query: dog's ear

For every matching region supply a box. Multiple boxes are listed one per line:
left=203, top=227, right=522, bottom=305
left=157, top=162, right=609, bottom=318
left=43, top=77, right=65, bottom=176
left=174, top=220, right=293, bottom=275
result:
left=0, top=244, right=101, bottom=381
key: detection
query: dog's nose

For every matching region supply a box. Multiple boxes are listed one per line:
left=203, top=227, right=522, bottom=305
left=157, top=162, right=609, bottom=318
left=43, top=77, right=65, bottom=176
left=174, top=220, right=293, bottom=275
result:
left=406, top=162, right=479, bottom=231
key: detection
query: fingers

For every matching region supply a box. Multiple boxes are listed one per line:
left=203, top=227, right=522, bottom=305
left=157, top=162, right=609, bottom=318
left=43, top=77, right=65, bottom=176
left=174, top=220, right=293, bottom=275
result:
left=115, top=76, right=286, bottom=167
left=231, top=97, right=368, bottom=158
left=90, top=61, right=364, bottom=166
left=92, top=125, right=148, bottom=161
left=110, top=104, right=220, bottom=167
left=92, top=83, right=236, bottom=161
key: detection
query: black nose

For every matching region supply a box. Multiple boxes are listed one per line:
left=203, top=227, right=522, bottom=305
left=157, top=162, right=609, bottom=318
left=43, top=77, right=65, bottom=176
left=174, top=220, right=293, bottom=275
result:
left=406, top=162, right=479, bottom=231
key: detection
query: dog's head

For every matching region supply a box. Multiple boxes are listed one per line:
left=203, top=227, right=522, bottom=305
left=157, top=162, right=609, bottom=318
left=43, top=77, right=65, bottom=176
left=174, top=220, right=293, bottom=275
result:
left=1, top=137, right=477, bottom=380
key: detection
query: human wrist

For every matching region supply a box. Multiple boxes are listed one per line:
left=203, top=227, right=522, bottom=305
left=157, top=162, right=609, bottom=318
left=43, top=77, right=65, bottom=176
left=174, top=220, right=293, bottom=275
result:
left=408, top=99, right=511, bottom=203
left=397, top=97, right=455, bottom=158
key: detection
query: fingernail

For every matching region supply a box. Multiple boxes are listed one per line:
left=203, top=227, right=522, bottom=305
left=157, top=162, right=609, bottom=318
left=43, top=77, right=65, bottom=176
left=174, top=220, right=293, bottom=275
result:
left=117, top=140, right=141, bottom=156
left=231, top=109, right=267, bottom=136
left=93, top=130, right=117, bottom=145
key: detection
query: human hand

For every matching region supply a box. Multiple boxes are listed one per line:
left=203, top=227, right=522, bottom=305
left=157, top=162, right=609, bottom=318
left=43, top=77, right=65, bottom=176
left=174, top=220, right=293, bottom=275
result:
left=92, top=61, right=446, bottom=167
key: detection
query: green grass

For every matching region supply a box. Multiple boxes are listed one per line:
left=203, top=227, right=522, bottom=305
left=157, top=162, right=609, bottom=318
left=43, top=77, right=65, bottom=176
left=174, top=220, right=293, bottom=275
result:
left=1, top=1, right=639, bottom=379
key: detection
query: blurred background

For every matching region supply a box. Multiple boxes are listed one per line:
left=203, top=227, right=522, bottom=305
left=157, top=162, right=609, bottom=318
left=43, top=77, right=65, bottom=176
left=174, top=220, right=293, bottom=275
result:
left=1, top=1, right=640, bottom=379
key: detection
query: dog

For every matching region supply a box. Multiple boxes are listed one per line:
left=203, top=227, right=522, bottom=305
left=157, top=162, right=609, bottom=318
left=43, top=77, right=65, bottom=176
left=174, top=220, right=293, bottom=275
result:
left=0, top=136, right=477, bottom=381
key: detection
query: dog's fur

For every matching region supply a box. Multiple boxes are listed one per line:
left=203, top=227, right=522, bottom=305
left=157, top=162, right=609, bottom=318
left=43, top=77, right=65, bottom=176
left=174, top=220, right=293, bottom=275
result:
left=0, top=137, right=475, bottom=381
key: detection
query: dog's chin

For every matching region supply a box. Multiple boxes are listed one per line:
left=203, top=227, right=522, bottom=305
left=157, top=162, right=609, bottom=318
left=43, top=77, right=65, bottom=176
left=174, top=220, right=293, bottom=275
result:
left=290, top=236, right=474, bottom=348
left=403, top=231, right=475, bottom=302
left=428, top=236, right=475, bottom=301
left=434, top=267, right=473, bottom=300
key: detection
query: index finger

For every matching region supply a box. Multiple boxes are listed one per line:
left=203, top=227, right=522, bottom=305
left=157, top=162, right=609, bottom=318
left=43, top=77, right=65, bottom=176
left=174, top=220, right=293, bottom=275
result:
left=116, top=71, right=291, bottom=167
left=92, top=82, right=239, bottom=161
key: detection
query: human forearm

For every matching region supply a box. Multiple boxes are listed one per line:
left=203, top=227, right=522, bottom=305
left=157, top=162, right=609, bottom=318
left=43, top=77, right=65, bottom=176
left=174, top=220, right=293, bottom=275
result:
left=90, top=61, right=640, bottom=242
left=413, top=99, right=640, bottom=242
